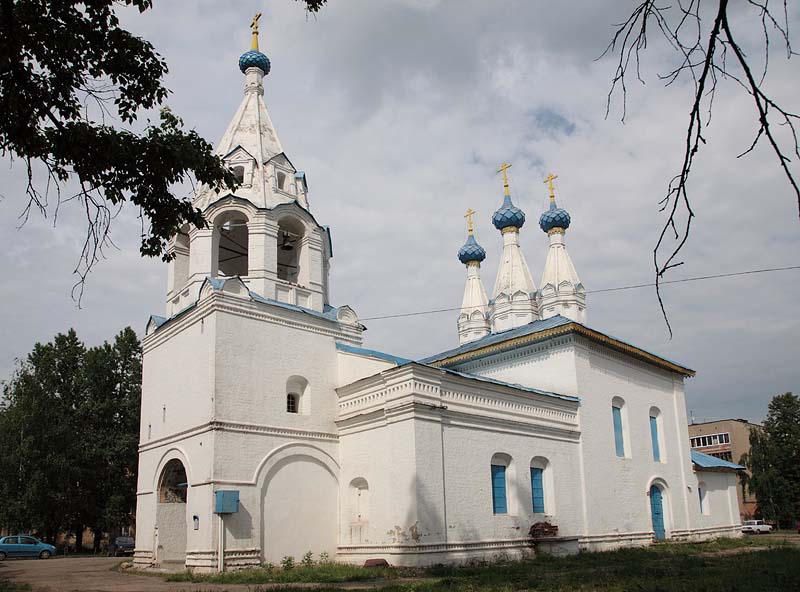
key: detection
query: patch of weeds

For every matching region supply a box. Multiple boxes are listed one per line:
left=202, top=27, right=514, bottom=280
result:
left=0, top=578, right=31, bottom=592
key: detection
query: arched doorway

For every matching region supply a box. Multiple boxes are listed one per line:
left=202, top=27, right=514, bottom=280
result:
left=261, top=455, right=338, bottom=563
left=649, top=484, right=666, bottom=540
left=156, top=459, right=188, bottom=565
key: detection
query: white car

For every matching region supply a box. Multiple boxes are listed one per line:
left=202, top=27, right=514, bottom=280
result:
left=742, top=519, right=773, bottom=534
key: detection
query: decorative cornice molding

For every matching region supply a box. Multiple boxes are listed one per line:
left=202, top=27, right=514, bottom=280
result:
left=138, top=419, right=338, bottom=453
left=431, top=323, right=694, bottom=377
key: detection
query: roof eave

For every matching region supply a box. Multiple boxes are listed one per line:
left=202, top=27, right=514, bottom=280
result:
left=429, top=322, right=695, bottom=377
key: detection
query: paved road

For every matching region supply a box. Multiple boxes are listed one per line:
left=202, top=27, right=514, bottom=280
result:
left=0, top=557, right=261, bottom=592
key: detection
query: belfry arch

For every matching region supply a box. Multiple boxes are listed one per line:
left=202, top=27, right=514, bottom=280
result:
left=277, top=216, right=305, bottom=283
left=214, top=211, right=250, bottom=278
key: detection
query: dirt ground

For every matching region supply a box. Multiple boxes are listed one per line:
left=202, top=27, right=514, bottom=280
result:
left=0, top=557, right=258, bottom=592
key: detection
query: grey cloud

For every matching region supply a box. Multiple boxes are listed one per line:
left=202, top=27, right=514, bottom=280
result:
left=1, top=0, right=798, bottom=424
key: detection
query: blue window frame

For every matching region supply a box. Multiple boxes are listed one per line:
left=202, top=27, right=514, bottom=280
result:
left=612, top=405, right=625, bottom=457
left=650, top=415, right=661, bottom=462
left=491, top=464, right=507, bottom=514
left=530, top=467, right=545, bottom=513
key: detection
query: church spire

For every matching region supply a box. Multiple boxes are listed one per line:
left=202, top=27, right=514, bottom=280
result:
left=489, top=163, right=539, bottom=333
left=196, top=13, right=310, bottom=211
left=538, top=173, right=586, bottom=323
left=457, top=210, right=490, bottom=344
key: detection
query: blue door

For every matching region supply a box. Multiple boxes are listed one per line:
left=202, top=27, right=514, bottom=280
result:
left=649, top=485, right=666, bottom=540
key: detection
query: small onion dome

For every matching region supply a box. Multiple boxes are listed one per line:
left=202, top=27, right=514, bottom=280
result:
left=492, top=195, right=526, bottom=231
left=539, top=200, right=571, bottom=233
left=458, top=234, right=486, bottom=264
left=239, top=50, right=271, bottom=75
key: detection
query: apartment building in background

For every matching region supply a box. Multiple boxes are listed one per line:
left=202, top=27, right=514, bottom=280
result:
left=688, top=418, right=760, bottom=519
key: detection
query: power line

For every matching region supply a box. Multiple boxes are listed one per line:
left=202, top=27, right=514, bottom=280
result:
left=359, top=265, right=800, bottom=321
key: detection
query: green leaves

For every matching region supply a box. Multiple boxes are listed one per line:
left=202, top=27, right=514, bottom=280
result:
left=0, top=327, right=142, bottom=542
left=0, top=0, right=234, bottom=280
left=742, top=392, right=800, bottom=527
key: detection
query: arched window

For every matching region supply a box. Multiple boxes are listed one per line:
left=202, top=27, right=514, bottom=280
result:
left=277, top=217, right=304, bottom=283
left=232, top=165, right=245, bottom=184
left=611, top=397, right=627, bottom=458
left=698, top=481, right=709, bottom=515
left=158, top=459, right=188, bottom=503
left=649, top=407, right=664, bottom=463
left=530, top=457, right=552, bottom=514
left=286, top=375, right=308, bottom=415
left=490, top=453, right=513, bottom=515
left=216, top=214, right=249, bottom=277
left=277, top=171, right=287, bottom=191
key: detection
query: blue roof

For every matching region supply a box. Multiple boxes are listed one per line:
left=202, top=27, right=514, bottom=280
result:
left=335, top=342, right=578, bottom=403
left=458, top=234, right=487, bottom=264
left=335, top=342, right=413, bottom=366
left=420, top=314, right=694, bottom=375
left=691, top=449, right=745, bottom=470
left=420, top=315, right=573, bottom=364
left=147, top=277, right=351, bottom=334
left=492, top=194, right=526, bottom=230
left=239, top=50, right=271, bottom=75
left=539, top=199, right=571, bottom=233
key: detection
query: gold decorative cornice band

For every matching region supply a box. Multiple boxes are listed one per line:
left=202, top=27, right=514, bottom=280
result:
left=429, top=323, right=695, bottom=377
left=500, top=226, right=519, bottom=234
left=547, top=227, right=566, bottom=235
left=466, top=261, right=481, bottom=267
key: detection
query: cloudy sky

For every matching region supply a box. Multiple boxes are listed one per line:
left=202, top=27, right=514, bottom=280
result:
left=1, top=1, right=798, bottom=423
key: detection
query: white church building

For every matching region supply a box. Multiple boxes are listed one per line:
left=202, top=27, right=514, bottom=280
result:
left=133, top=22, right=743, bottom=572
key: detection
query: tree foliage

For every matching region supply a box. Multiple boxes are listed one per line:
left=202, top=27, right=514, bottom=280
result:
left=740, top=392, right=800, bottom=527
left=0, top=0, right=326, bottom=294
left=0, top=328, right=142, bottom=547
left=603, top=1, right=798, bottom=335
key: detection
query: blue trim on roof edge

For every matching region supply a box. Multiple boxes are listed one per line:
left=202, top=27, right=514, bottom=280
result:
left=420, top=314, right=693, bottom=373
left=337, top=342, right=579, bottom=403
left=335, top=343, right=412, bottom=365
left=691, top=449, right=745, bottom=470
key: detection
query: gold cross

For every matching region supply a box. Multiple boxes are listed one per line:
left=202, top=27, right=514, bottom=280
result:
left=544, top=172, right=558, bottom=201
left=464, top=209, right=476, bottom=235
left=251, top=12, right=262, bottom=50
left=497, top=163, right=512, bottom=196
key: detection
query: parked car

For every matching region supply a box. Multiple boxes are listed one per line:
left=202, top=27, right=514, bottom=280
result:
left=742, top=519, right=773, bottom=534
left=107, top=536, right=135, bottom=557
left=0, top=535, right=57, bottom=560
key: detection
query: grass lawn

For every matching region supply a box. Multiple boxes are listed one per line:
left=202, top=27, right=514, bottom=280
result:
left=159, top=537, right=800, bottom=591
left=0, top=579, right=30, bottom=592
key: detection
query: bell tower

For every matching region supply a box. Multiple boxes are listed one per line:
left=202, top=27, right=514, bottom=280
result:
left=164, top=14, right=331, bottom=316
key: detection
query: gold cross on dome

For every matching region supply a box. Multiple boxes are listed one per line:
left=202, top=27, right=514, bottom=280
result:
left=544, top=172, right=559, bottom=200
left=464, top=209, right=476, bottom=235
left=497, top=162, right=512, bottom=196
left=250, top=12, right=262, bottom=50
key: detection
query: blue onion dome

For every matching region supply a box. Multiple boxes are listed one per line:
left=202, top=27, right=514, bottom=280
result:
left=239, top=50, right=271, bottom=75
left=458, top=234, right=486, bottom=264
left=539, top=199, right=571, bottom=233
left=492, top=195, right=526, bottom=230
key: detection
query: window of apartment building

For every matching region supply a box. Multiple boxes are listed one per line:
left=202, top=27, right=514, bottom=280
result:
left=690, top=432, right=730, bottom=448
